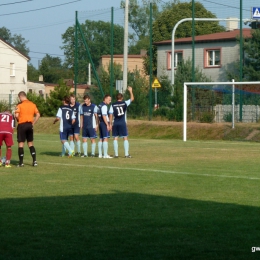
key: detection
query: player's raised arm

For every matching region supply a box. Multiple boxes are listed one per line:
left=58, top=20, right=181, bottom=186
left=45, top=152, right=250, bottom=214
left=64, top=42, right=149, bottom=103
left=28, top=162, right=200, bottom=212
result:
left=128, top=86, right=134, bottom=102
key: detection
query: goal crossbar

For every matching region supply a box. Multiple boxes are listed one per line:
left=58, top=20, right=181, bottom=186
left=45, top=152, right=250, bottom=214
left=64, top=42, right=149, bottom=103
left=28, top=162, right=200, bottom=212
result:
left=183, top=81, right=260, bottom=141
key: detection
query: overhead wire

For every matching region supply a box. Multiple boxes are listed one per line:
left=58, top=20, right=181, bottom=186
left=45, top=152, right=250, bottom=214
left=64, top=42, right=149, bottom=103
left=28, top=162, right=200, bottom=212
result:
left=0, top=0, right=33, bottom=6
left=0, top=0, right=81, bottom=16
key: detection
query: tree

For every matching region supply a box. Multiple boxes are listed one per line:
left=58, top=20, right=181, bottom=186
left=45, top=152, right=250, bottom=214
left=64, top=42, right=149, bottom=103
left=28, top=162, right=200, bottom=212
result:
left=45, top=80, right=73, bottom=116
left=61, top=20, right=124, bottom=83
left=243, top=29, right=260, bottom=81
left=126, top=70, right=149, bottom=118
left=144, top=1, right=225, bottom=75
left=226, top=29, right=260, bottom=82
left=0, top=27, right=29, bottom=56
left=171, top=59, right=212, bottom=121
left=26, top=92, right=47, bottom=116
left=27, top=63, right=39, bottom=82
left=39, top=54, right=73, bottom=83
left=121, top=0, right=160, bottom=54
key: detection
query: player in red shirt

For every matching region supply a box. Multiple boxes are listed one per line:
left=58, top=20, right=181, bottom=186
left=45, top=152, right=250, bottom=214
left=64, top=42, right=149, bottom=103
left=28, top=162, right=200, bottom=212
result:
left=0, top=111, right=14, bottom=167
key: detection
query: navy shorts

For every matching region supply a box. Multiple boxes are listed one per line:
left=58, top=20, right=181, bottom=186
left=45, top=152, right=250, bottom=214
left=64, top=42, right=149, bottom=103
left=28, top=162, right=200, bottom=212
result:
left=99, top=122, right=110, bottom=139
left=60, top=128, right=73, bottom=141
left=82, top=128, right=97, bottom=139
left=112, top=123, right=128, bottom=138
left=70, top=125, right=80, bottom=136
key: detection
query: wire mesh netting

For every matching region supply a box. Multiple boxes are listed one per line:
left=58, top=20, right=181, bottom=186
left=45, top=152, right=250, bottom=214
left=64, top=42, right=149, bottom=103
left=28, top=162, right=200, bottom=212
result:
left=186, top=83, right=260, bottom=123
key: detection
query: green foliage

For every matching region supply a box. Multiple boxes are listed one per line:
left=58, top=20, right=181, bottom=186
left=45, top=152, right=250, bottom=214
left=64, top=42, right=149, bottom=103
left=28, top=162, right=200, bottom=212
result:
left=0, top=99, right=10, bottom=112
left=173, top=59, right=212, bottom=121
left=89, top=64, right=149, bottom=119
left=121, top=0, right=160, bottom=56
left=224, top=113, right=232, bottom=122
left=200, top=111, right=214, bottom=123
left=156, top=75, right=172, bottom=108
left=144, top=1, right=225, bottom=75
left=152, top=106, right=175, bottom=121
left=243, top=29, right=260, bottom=81
left=39, top=54, right=73, bottom=84
left=153, top=1, right=224, bottom=42
left=26, top=92, right=47, bottom=117
left=27, top=63, right=39, bottom=82
left=227, top=29, right=260, bottom=82
left=0, top=26, right=29, bottom=56
left=61, top=20, right=124, bottom=83
left=45, top=80, right=73, bottom=116
left=127, top=70, right=149, bottom=118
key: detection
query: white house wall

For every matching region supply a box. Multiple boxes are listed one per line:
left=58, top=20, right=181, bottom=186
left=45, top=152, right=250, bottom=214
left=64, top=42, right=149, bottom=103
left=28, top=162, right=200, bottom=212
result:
left=157, top=41, right=239, bottom=82
left=0, top=40, right=29, bottom=97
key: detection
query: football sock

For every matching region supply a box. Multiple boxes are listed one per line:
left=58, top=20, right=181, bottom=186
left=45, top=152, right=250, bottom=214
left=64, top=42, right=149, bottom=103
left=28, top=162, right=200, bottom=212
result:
left=98, top=141, right=102, bottom=156
left=6, top=147, right=12, bottom=161
left=64, top=142, right=72, bottom=154
left=113, top=140, right=118, bottom=156
left=76, top=140, right=81, bottom=153
left=91, top=143, right=96, bottom=155
left=103, top=141, right=108, bottom=157
left=69, top=140, right=75, bottom=151
left=61, top=144, right=66, bottom=155
left=29, top=146, right=36, bottom=162
left=82, top=142, right=88, bottom=155
left=18, top=147, right=24, bottom=164
left=124, top=140, right=129, bottom=156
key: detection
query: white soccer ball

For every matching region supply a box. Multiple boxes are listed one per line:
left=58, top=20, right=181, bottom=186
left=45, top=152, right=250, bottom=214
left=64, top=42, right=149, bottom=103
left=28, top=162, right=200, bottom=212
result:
left=1, top=157, right=6, bottom=164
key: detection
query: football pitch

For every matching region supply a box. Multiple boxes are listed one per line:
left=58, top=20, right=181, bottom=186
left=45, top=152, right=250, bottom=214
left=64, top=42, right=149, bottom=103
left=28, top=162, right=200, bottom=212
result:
left=1, top=134, right=260, bottom=259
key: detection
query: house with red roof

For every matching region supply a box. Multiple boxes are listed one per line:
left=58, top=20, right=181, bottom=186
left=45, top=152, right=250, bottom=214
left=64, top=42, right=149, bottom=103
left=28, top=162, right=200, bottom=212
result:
left=154, top=28, right=252, bottom=83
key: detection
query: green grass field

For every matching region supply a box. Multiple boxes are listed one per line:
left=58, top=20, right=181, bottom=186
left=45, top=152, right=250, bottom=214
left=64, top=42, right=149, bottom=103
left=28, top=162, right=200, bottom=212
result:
left=1, top=134, right=260, bottom=259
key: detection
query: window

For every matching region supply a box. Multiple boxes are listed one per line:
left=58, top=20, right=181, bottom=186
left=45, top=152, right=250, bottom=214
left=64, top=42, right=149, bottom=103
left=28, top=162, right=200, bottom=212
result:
left=205, top=49, right=221, bottom=67
left=10, top=63, right=15, bottom=76
left=167, top=51, right=183, bottom=70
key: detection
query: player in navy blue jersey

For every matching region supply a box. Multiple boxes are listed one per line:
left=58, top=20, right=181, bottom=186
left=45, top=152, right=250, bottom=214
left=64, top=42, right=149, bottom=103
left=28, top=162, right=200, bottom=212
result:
left=109, top=86, right=134, bottom=158
left=97, top=94, right=112, bottom=159
left=68, top=94, right=81, bottom=156
left=53, top=96, right=75, bottom=157
left=80, top=94, right=98, bottom=157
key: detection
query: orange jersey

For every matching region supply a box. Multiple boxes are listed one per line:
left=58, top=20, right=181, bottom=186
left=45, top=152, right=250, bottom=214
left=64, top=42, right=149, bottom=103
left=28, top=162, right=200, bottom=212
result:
left=15, top=100, right=39, bottom=124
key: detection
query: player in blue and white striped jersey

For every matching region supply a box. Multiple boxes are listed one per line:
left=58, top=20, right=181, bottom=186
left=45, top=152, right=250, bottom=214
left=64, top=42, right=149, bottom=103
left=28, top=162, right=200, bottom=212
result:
left=97, top=94, right=112, bottom=158
left=69, top=94, right=81, bottom=156
left=53, top=96, right=75, bottom=157
left=109, top=86, right=134, bottom=158
left=80, top=94, right=98, bottom=157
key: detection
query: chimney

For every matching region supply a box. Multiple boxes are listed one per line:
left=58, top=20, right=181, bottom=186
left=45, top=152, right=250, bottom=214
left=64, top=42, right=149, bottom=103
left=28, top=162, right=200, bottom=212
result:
left=39, top=75, right=43, bottom=82
left=140, top=49, right=147, bottom=56
left=226, top=18, right=239, bottom=31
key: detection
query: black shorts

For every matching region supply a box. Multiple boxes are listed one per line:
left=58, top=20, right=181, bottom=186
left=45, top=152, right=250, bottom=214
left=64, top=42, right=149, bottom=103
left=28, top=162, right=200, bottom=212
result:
left=17, top=122, right=34, bottom=143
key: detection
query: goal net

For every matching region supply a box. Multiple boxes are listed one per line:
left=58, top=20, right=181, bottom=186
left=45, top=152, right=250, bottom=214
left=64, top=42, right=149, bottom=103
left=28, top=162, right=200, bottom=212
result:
left=183, top=81, right=260, bottom=141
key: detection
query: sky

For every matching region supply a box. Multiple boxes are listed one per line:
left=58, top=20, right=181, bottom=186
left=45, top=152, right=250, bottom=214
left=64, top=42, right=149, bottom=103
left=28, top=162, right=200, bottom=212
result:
left=0, top=0, right=123, bottom=68
left=0, top=0, right=256, bottom=68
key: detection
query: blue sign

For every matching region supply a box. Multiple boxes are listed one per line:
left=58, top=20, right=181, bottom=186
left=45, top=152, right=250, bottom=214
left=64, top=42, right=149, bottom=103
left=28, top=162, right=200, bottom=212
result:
left=252, top=7, right=260, bottom=19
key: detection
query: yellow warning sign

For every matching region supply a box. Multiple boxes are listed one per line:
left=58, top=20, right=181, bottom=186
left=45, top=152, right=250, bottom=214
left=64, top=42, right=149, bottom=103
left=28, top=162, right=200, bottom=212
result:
left=152, top=78, right=161, bottom=88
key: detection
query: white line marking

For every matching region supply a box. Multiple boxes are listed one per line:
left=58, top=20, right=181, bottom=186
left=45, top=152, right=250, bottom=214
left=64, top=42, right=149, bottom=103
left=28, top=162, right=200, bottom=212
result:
left=45, top=162, right=260, bottom=181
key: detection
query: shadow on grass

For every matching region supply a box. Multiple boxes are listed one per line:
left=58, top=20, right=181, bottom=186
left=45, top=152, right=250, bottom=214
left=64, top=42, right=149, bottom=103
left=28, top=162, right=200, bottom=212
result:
left=0, top=192, right=259, bottom=260
left=40, top=151, right=62, bottom=157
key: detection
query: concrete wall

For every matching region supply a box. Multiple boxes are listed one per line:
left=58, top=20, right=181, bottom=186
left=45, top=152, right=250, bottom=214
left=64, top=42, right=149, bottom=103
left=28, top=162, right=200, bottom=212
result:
left=214, top=105, right=260, bottom=123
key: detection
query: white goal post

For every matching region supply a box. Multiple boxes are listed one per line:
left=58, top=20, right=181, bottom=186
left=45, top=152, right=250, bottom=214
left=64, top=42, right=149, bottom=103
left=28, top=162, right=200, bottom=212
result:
left=183, top=81, right=260, bottom=141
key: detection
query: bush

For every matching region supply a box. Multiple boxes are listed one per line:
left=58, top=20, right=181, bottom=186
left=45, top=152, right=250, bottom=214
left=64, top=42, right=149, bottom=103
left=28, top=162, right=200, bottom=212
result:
left=153, top=106, right=169, bottom=117
left=0, top=100, right=11, bottom=111
left=200, top=112, right=214, bottom=123
left=223, top=113, right=232, bottom=122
